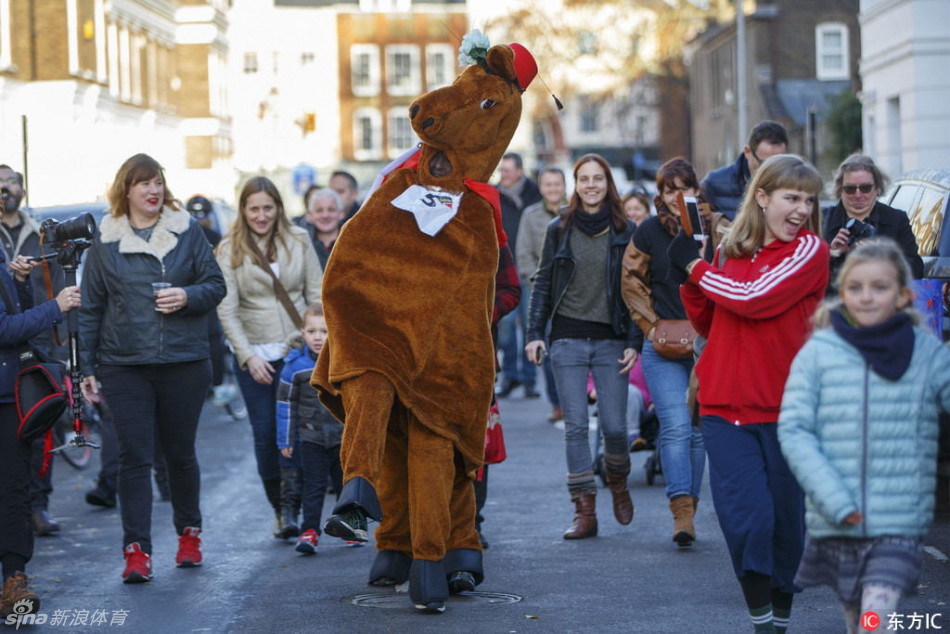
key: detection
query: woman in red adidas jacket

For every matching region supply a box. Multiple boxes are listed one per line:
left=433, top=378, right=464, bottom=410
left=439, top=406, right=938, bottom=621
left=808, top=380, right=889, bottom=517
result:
left=667, top=155, right=829, bottom=634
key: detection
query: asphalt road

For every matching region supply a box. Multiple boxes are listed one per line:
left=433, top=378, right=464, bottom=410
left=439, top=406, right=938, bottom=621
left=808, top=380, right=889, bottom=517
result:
left=23, top=385, right=950, bottom=633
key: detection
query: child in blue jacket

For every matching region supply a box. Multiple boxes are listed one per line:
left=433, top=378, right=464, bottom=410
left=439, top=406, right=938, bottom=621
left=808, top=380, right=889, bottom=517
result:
left=276, top=303, right=344, bottom=554
left=779, top=239, right=950, bottom=634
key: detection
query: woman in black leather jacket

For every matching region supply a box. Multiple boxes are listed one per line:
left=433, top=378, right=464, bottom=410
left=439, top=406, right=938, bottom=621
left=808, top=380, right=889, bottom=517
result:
left=524, top=153, right=636, bottom=540
left=79, top=154, right=225, bottom=584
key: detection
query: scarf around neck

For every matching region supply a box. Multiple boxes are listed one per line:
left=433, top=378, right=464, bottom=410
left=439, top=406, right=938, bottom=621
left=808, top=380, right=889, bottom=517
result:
left=830, top=309, right=915, bottom=381
left=573, top=205, right=612, bottom=236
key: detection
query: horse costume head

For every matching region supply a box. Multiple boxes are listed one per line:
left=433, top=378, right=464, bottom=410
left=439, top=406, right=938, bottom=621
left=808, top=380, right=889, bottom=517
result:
left=408, top=40, right=537, bottom=189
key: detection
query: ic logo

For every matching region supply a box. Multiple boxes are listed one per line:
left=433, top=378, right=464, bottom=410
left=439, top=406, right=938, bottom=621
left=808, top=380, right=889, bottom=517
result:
left=861, top=611, right=880, bottom=631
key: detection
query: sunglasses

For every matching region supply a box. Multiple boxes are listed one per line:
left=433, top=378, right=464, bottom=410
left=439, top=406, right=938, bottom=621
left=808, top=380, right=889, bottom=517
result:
left=842, top=184, right=875, bottom=194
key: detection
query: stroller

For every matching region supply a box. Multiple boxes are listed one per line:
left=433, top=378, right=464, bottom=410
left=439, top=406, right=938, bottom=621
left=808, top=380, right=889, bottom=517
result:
left=590, top=398, right=662, bottom=486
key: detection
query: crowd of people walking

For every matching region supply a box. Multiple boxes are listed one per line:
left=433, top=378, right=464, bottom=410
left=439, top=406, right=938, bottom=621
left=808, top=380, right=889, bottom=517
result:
left=0, top=124, right=945, bottom=632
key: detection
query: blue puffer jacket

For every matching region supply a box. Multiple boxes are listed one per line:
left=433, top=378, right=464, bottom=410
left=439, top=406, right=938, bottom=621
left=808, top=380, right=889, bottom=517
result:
left=699, top=153, right=750, bottom=220
left=778, top=326, right=950, bottom=538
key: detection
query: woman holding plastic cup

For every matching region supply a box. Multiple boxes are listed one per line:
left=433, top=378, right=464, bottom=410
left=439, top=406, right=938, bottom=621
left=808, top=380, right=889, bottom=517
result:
left=78, top=153, right=226, bottom=583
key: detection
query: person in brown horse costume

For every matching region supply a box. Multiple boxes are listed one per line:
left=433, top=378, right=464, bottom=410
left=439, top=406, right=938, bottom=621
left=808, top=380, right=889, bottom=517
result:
left=311, top=36, right=537, bottom=613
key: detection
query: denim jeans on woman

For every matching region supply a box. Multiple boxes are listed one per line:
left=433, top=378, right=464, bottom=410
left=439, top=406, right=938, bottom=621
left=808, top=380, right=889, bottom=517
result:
left=640, top=339, right=705, bottom=500
left=99, top=360, right=211, bottom=553
left=550, top=338, right=629, bottom=480
left=234, top=358, right=285, bottom=484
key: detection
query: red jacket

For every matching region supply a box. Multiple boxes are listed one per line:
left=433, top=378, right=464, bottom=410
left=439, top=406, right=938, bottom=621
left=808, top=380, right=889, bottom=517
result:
left=681, top=231, right=829, bottom=425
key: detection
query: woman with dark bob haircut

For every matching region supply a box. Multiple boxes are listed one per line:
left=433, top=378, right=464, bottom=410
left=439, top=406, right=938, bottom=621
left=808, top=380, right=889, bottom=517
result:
left=80, top=153, right=226, bottom=583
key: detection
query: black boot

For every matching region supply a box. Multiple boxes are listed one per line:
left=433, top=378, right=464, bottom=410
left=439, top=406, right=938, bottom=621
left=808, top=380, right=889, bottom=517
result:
left=278, top=468, right=301, bottom=539
left=263, top=477, right=283, bottom=538
left=444, top=548, right=484, bottom=594
left=324, top=477, right=381, bottom=543
left=409, top=559, right=448, bottom=613
left=368, top=550, right=412, bottom=587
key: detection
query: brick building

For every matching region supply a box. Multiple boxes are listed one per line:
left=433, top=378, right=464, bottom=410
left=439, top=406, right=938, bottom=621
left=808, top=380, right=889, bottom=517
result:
left=687, top=0, right=860, bottom=181
left=0, top=0, right=230, bottom=205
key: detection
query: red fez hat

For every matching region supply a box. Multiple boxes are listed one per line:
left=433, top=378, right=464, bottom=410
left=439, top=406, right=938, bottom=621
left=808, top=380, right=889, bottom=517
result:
left=509, top=43, right=537, bottom=92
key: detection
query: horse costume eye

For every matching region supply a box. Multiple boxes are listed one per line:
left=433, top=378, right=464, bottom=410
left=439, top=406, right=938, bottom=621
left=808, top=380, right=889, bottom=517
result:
left=480, top=99, right=497, bottom=110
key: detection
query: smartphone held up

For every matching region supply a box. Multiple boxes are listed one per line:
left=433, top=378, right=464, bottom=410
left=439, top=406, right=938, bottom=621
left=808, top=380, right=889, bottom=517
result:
left=676, top=191, right=705, bottom=242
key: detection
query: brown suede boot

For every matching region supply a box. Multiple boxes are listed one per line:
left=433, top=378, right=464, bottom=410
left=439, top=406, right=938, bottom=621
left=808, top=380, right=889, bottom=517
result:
left=669, top=496, right=696, bottom=547
left=563, top=493, right=597, bottom=539
left=603, top=470, right=634, bottom=525
left=692, top=496, right=699, bottom=513
left=0, top=572, right=40, bottom=617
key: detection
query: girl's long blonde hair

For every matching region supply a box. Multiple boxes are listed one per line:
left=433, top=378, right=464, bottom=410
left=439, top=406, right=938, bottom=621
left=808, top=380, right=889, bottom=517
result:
left=721, top=154, right=823, bottom=259
left=223, top=176, right=293, bottom=269
left=813, top=238, right=921, bottom=329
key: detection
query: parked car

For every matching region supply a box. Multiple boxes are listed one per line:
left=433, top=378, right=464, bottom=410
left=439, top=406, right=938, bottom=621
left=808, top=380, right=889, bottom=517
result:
left=881, top=167, right=950, bottom=278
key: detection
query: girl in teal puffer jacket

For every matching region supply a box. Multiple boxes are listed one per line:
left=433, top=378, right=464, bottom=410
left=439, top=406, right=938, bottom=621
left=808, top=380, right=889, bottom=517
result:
left=779, top=238, right=950, bottom=634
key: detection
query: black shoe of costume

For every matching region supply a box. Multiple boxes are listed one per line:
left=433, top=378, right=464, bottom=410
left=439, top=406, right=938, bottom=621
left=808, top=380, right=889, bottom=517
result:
left=369, top=550, right=412, bottom=587
left=85, top=486, right=117, bottom=508
left=31, top=510, right=61, bottom=536
left=409, top=559, right=448, bottom=614
left=444, top=548, right=485, bottom=586
left=495, top=379, right=521, bottom=398
left=448, top=571, right=476, bottom=594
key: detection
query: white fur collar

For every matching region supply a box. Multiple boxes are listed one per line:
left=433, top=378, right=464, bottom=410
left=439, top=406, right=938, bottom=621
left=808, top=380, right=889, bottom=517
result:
left=99, top=207, right=191, bottom=260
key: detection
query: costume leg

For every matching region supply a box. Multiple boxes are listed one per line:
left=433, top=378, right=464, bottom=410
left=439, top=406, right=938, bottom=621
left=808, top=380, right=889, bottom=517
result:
left=331, top=371, right=395, bottom=520
left=444, top=449, right=484, bottom=591
left=405, top=415, right=453, bottom=608
left=369, top=400, right=412, bottom=586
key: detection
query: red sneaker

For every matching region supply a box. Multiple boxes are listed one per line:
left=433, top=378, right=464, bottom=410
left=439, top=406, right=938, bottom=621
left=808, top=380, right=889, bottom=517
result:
left=295, top=529, right=318, bottom=555
left=175, top=527, right=202, bottom=567
left=122, top=543, right=152, bottom=583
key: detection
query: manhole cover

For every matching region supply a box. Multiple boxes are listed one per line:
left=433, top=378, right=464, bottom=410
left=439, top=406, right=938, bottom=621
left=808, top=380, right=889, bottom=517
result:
left=351, top=591, right=522, bottom=609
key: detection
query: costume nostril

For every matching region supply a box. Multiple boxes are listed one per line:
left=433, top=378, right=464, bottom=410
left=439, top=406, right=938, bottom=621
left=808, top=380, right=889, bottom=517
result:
left=410, top=105, right=419, bottom=119
left=422, top=117, right=435, bottom=129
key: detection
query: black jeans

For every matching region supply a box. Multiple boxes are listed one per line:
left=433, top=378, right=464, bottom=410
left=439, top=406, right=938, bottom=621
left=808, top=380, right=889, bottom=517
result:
left=29, top=434, right=53, bottom=512
left=0, top=402, right=33, bottom=572
left=99, top=360, right=211, bottom=553
left=300, top=441, right=342, bottom=533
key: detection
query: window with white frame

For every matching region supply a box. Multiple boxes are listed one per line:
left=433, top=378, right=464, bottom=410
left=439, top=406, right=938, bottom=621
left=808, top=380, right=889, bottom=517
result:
left=579, top=96, right=599, bottom=133
left=425, top=44, right=454, bottom=90
left=354, top=108, right=382, bottom=161
left=387, top=108, right=416, bottom=158
left=243, top=51, right=258, bottom=74
left=815, top=22, right=849, bottom=81
left=351, top=44, right=380, bottom=97
left=385, top=44, right=420, bottom=96
left=359, top=0, right=410, bottom=12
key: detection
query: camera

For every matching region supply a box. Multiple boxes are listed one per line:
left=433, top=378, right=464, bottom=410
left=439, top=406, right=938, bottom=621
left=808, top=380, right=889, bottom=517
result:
left=844, top=217, right=876, bottom=246
left=40, top=213, right=96, bottom=244
left=38, top=213, right=97, bottom=269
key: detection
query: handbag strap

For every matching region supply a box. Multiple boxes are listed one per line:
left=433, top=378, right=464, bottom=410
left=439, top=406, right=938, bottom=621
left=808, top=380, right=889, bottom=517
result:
left=244, top=236, right=303, bottom=330
left=0, top=270, right=34, bottom=367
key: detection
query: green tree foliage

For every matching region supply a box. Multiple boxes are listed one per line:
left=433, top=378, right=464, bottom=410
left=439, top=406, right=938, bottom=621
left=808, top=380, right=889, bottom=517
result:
left=826, top=90, right=863, bottom=164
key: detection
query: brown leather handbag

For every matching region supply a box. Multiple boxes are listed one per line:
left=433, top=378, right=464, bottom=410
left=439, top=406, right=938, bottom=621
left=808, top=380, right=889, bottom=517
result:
left=652, top=319, right=697, bottom=360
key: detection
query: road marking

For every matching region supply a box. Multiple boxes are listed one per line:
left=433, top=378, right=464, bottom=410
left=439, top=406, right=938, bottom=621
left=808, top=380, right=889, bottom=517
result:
left=924, top=545, right=948, bottom=562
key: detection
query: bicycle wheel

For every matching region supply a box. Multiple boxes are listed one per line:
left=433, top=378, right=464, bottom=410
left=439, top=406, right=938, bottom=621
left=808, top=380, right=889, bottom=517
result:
left=54, top=414, right=101, bottom=470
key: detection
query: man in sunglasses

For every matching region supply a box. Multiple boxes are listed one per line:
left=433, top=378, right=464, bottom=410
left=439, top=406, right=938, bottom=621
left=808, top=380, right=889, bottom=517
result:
left=700, top=120, right=788, bottom=219
left=823, top=154, right=923, bottom=280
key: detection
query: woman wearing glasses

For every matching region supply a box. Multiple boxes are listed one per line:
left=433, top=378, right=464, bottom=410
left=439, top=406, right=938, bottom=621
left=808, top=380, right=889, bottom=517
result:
left=823, top=154, right=923, bottom=280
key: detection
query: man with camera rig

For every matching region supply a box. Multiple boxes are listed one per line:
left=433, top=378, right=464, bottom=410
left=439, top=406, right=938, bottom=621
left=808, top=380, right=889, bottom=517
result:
left=823, top=154, right=923, bottom=282
left=0, top=164, right=66, bottom=538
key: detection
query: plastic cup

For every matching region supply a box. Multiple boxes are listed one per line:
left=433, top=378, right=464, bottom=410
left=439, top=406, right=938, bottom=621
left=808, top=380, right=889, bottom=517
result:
left=152, top=282, right=171, bottom=311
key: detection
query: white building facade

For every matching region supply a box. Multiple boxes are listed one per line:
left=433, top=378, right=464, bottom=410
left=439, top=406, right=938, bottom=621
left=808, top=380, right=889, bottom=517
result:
left=860, top=0, right=950, bottom=175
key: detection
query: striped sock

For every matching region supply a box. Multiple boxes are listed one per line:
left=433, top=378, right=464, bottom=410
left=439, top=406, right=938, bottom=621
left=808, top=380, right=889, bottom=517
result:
left=749, top=605, right=776, bottom=633
left=773, top=609, right=790, bottom=634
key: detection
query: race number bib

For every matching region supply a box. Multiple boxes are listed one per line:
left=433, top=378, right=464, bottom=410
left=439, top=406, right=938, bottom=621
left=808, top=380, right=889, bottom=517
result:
left=391, top=185, right=463, bottom=237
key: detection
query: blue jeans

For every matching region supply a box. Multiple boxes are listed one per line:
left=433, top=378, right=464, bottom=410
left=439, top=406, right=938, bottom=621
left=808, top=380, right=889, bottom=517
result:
left=641, top=339, right=705, bottom=499
left=235, top=358, right=285, bottom=485
left=550, top=338, right=629, bottom=477
left=498, top=281, right=536, bottom=388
